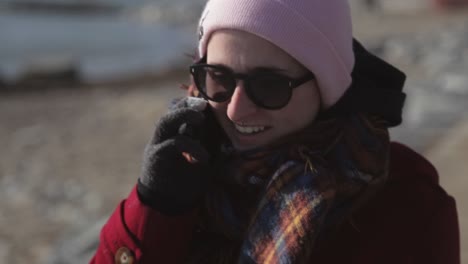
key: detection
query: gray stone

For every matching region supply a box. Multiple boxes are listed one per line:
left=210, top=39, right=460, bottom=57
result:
left=378, top=0, right=431, bottom=13
left=438, top=72, right=468, bottom=94
left=391, top=73, right=468, bottom=151
left=48, top=219, right=106, bottom=264
left=0, top=239, right=11, bottom=264
left=382, top=38, right=416, bottom=65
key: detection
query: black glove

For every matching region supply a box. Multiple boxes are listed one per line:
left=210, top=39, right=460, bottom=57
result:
left=137, top=97, right=213, bottom=215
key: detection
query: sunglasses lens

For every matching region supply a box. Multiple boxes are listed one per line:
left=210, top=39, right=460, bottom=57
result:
left=194, top=66, right=234, bottom=102
left=250, top=76, right=291, bottom=109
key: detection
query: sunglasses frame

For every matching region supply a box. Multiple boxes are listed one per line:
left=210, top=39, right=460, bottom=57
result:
left=189, top=63, right=315, bottom=110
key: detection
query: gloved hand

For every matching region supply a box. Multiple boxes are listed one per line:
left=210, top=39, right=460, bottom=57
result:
left=137, top=97, right=213, bottom=215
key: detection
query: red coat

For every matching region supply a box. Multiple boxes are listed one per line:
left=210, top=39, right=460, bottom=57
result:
left=90, top=142, right=460, bottom=264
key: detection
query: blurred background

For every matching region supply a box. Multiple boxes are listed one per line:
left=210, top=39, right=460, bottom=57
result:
left=0, top=0, right=467, bottom=263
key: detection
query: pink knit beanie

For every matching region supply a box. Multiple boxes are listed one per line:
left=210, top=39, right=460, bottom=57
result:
left=197, top=0, right=355, bottom=109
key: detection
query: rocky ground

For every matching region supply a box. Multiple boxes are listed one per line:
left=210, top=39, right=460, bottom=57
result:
left=0, top=76, right=187, bottom=263
left=1, top=5, right=468, bottom=264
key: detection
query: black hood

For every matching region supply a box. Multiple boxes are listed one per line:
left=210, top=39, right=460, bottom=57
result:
left=323, top=39, right=407, bottom=127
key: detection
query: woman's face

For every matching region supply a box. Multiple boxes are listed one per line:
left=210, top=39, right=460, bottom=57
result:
left=207, top=29, right=321, bottom=151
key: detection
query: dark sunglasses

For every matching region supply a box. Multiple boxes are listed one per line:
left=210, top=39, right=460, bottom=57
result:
left=189, top=63, right=315, bottom=110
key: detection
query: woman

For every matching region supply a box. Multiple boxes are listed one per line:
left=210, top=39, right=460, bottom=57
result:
left=91, top=0, right=459, bottom=263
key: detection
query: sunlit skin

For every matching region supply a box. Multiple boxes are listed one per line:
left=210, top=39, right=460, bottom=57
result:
left=206, top=29, right=322, bottom=151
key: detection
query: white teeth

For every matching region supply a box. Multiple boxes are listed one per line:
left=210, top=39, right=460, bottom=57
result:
left=234, top=124, right=266, bottom=134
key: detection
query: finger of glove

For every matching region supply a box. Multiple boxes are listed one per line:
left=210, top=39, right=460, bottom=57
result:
left=172, top=135, right=210, bottom=164
left=152, top=108, right=205, bottom=144
left=140, top=137, right=210, bottom=200
left=148, top=136, right=210, bottom=165
left=170, top=96, right=208, bottom=112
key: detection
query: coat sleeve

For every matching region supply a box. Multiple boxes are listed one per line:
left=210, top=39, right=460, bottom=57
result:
left=89, top=185, right=197, bottom=264
left=418, top=192, right=460, bottom=264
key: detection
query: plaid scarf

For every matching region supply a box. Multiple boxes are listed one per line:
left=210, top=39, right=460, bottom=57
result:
left=187, top=113, right=389, bottom=264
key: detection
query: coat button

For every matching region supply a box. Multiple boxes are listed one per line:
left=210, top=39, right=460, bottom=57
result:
left=115, top=247, right=134, bottom=264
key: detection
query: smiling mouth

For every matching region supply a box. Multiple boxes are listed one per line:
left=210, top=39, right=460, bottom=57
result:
left=233, top=123, right=269, bottom=135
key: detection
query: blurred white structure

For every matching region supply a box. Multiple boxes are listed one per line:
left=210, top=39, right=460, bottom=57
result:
left=0, top=0, right=205, bottom=85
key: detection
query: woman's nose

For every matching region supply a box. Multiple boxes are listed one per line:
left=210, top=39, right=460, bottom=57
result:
left=226, top=81, right=258, bottom=121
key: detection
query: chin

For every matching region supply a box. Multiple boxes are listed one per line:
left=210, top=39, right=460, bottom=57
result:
left=232, top=143, right=259, bottom=152
left=230, top=135, right=273, bottom=152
